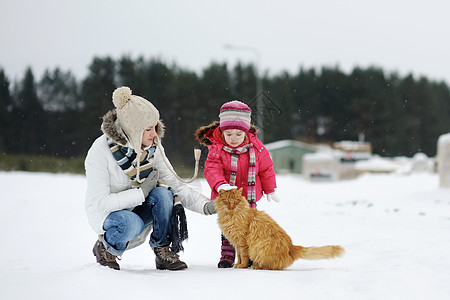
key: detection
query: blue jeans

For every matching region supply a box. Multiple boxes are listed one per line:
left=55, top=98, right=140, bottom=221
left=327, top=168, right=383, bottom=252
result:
left=102, top=187, right=174, bottom=256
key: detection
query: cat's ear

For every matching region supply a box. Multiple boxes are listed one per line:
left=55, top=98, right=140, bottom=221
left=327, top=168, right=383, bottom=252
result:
left=238, top=187, right=243, bottom=193
left=219, top=189, right=226, bottom=195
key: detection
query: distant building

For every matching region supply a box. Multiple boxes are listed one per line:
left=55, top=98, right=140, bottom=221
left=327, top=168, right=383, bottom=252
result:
left=333, top=140, right=372, bottom=179
left=302, top=140, right=373, bottom=181
left=302, top=150, right=341, bottom=181
left=438, top=133, right=450, bottom=188
left=265, top=140, right=316, bottom=174
left=333, top=140, right=372, bottom=156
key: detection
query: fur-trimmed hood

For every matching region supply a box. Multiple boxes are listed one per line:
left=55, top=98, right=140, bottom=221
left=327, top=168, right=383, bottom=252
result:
left=195, top=121, right=258, bottom=146
left=101, top=109, right=165, bottom=147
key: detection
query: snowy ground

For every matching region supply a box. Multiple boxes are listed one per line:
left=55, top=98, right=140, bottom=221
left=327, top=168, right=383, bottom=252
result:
left=1, top=170, right=449, bottom=299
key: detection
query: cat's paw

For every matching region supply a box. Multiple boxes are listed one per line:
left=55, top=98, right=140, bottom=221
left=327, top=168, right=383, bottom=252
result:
left=234, top=263, right=248, bottom=268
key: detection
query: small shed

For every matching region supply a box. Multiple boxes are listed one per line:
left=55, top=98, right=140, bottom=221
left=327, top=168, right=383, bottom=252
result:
left=265, top=139, right=316, bottom=174
left=302, top=150, right=341, bottom=181
left=333, top=140, right=372, bottom=179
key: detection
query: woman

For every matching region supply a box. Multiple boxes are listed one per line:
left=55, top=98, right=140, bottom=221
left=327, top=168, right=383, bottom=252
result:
left=85, top=86, right=215, bottom=271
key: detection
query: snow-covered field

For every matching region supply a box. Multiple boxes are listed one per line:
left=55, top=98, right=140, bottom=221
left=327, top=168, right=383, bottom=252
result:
left=1, top=170, right=449, bottom=299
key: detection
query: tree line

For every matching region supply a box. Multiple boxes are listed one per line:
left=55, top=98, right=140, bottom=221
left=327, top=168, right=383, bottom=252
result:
left=1, top=55, right=449, bottom=169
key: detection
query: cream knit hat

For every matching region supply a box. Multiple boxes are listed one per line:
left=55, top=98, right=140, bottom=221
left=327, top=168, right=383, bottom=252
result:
left=112, top=86, right=160, bottom=151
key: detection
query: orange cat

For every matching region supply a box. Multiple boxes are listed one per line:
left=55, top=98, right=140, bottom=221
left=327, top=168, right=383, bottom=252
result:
left=215, top=189, right=344, bottom=270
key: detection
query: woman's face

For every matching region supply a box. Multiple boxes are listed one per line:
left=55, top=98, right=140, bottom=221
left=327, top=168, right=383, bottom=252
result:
left=142, top=123, right=158, bottom=148
left=223, top=129, right=246, bottom=147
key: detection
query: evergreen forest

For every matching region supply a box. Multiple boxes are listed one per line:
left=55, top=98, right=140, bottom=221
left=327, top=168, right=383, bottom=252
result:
left=1, top=55, right=449, bottom=170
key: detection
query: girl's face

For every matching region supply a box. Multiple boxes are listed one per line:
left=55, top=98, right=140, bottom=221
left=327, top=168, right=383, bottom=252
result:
left=223, top=129, right=246, bottom=147
left=142, top=123, right=158, bottom=148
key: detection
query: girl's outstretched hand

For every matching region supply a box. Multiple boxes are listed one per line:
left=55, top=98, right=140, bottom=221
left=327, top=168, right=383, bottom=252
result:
left=267, top=193, right=280, bottom=203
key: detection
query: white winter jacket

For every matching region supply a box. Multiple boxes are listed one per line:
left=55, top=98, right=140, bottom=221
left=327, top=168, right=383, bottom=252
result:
left=84, top=110, right=209, bottom=235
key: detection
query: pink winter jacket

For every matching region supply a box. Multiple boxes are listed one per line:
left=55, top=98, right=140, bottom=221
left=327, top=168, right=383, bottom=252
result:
left=195, top=122, right=277, bottom=202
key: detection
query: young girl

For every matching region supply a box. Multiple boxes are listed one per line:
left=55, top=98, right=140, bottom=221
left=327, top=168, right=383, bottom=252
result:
left=195, top=100, right=280, bottom=268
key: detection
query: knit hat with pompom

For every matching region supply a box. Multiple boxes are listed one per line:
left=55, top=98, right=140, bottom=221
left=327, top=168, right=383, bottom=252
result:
left=112, top=86, right=159, bottom=151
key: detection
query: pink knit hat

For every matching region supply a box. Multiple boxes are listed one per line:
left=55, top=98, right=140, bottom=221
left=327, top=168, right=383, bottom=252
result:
left=219, top=100, right=252, bottom=132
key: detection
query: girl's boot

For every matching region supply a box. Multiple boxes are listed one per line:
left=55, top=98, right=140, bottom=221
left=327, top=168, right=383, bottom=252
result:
left=218, top=235, right=235, bottom=268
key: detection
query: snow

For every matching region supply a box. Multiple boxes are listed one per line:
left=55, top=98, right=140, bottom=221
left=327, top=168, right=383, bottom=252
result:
left=438, top=132, right=450, bottom=146
left=355, top=156, right=399, bottom=173
left=1, top=170, right=450, bottom=299
left=303, top=150, right=341, bottom=161
left=265, top=139, right=317, bottom=151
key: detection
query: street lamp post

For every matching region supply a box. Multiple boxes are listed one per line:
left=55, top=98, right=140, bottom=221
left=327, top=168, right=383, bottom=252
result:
left=224, top=44, right=264, bottom=142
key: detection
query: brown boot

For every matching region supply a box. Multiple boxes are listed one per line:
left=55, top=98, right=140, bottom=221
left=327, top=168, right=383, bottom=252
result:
left=92, top=240, right=120, bottom=270
left=154, top=246, right=187, bottom=271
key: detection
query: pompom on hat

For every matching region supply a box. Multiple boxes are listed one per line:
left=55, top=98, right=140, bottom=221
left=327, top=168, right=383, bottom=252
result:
left=219, top=100, right=252, bottom=132
left=112, top=86, right=159, bottom=151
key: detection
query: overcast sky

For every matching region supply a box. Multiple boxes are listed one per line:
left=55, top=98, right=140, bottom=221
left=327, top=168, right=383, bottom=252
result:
left=1, top=0, right=450, bottom=85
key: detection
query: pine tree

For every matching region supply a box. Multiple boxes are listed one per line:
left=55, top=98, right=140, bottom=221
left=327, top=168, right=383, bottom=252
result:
left=0, top=69, right=13, bottom=152
left=80, top=57, right=116, bottom=151
left=14, top=67, right=46, bottom=154
left=38, top=68, right=82, bottom=156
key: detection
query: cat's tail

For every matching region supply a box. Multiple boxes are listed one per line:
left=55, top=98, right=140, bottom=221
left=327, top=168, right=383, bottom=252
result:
left=290, top=244, right=345, bottom=260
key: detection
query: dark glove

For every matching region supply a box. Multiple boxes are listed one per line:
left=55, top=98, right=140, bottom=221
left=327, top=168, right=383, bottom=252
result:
left=140, top=168, right=159, bottom=197
left=203, top=201, right=216, bottom=215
